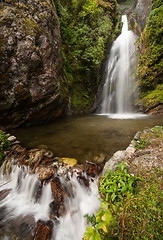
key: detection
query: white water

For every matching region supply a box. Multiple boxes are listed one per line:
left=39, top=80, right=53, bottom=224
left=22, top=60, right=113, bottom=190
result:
left=0, top=165, right=52, bottom=221
left=55, top=174, right=100, bottom=240
left=0, top=165, right=100, bottom=239
left=101, top=15, right=137, bottom=118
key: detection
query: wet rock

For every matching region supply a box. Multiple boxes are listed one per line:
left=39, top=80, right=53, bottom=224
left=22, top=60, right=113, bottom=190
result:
left=7, top=135, right=16, bottom=142
left=50, top=177, right=68, bottom=217
left=31, top=150, right=44, bottom=164
left=0, top=189, right=11, bottom=201
left=39, top=167, right=55, bottom=181
left=57, top=164, right=70, bottom=178
left=44, top=151, right=54, bottom=159
left=41, top=158, right=57, bottom=165
left=12, top=140, right=20, bottom=145
left=71, top=166, right=89, bottom=187
left=85, top=160, right=101, bottom=178
left=33, top=220, right=53, bottom=240
left=95, top=153, right=106, bottom=164
left=71, top=166, right=83, bottom=176
left=77, top=175, right=90, bottom=188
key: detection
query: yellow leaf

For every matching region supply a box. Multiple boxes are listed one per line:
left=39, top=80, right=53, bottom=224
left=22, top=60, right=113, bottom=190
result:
left=60, top=157, right=77, bottom=167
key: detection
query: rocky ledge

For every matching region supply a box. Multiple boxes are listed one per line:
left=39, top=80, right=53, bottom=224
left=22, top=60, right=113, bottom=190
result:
left=102, top=126, right=163, bottom=176
left=0, top=131, right=102, bottom=239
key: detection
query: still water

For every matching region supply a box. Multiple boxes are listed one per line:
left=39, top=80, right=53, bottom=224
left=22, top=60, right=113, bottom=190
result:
left=11, top=114, right=163, bottom=163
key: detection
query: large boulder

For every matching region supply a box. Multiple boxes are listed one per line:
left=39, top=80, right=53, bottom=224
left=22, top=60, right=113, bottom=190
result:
left=0, top=0, right=68, bottom=129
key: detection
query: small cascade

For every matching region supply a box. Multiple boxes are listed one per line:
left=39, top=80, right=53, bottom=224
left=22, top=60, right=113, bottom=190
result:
left=55, top=174, right=100, bottom=240
left=101, top=15, right=138, bottom=118
left=0, top=164, right=100, bottom=240
left=0, top=166, right=52, bottom=221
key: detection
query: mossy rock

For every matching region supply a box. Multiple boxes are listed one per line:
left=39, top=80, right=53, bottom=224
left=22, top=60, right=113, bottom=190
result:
left=140, top=84, right=163, bottom=112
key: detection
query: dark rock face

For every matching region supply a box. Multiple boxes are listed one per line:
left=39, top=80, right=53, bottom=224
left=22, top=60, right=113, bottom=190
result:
left=0, top=0, right=68, bottom=129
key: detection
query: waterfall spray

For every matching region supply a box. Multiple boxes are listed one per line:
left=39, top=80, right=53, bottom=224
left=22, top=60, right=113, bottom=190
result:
left=101, top=15, right=137, bottom=118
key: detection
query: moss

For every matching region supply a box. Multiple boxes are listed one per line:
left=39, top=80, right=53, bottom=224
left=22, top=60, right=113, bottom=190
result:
left=55, top=0, right=119, bottom=112
left=140, top=84, right=163, bottom=112
left=137, top=3, right=163, bottom=94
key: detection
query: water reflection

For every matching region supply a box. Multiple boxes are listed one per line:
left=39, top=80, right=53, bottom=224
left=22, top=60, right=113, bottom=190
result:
left=11, top=115, right=163, bottom=163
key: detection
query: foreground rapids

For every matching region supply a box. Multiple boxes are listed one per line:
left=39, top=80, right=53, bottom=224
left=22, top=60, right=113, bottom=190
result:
left=0, top=164, right=101, bottom=240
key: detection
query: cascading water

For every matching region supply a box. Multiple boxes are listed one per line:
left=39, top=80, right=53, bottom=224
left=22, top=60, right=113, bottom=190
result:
left=101, top=15, right=138, bottom=118
left=0, top=164, right=100, bottom=240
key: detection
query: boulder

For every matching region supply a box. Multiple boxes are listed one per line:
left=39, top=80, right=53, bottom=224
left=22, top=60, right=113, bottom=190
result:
left=102, top=150, right=126, bottom=176
left=39, top=167, right=55, bottom=181
left=0, top=0, right=68, bottom=129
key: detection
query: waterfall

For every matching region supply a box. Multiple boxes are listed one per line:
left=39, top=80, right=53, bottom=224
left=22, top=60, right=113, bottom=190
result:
left=0, top=165, right=100, bottom=239
left=101, top=15, right=138, bottom=118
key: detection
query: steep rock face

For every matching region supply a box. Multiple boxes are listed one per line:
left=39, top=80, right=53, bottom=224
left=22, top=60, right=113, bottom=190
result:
left=0, top=0, right=68, bottom=129
left=134, top=0, right=152, bottom=33
left=128, top=0, right=153, bottom=35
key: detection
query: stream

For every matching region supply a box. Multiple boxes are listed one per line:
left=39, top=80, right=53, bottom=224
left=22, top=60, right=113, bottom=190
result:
left=11, top=114, right=163, bottom=164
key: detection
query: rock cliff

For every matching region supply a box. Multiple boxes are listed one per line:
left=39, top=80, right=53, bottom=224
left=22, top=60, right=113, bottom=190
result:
left=0, top=0, right=68, bottom=129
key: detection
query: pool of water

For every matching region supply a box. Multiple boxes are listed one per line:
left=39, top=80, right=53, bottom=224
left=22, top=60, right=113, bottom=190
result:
left=11, top=114, right=163, bottom=164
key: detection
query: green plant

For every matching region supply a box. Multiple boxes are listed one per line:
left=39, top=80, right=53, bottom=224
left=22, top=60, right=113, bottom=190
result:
left=122, top=169, right=163, bottom=240
left=99, top=163, right=142, bottom=204
left=0, top=130, right=11, bottom=166
left=83, top=202, right=112, bottom=240
left=135, top=139, right=147, bottom=149
left=55, top=0, right=119, bottom=112
left=135, top=126, right=162, bottom=149
left=137, top=2, right=163, bottom=107
left=83, top=163, right=143, bottom=240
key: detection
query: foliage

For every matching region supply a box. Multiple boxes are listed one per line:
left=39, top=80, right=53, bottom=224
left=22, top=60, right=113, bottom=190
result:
left=135, top=138, right=148, bottom=149
left=83, top=163, right=143, bottom=240
left=122, top=168, right=163, bottom=239
left=54, top=0, right=119, bottom=112
left=137, top=0, right=163, bottom=104
left=152, top=0, right=163, bottom=9
left=83, top=159, right=163, bottom=239
left=136, top=126, right=163, bottom=149
left=0, top=130, right=11, bottom=166
left=83, top=202, right=112, bottom=240
left=99, top=163, right=142, bottom=204
left=140, top=84, right=163, bottom=112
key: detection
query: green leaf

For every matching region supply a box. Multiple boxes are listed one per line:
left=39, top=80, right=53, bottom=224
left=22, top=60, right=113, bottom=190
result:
left=101, top=211, right=112, bottom=224
left=92, top=231, right=101, bottom=240
left=111, top=192, right=116, bottom=202
left=96, top=222, right=108, bottom=233
left=83, top=226, right=95, bottom=240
